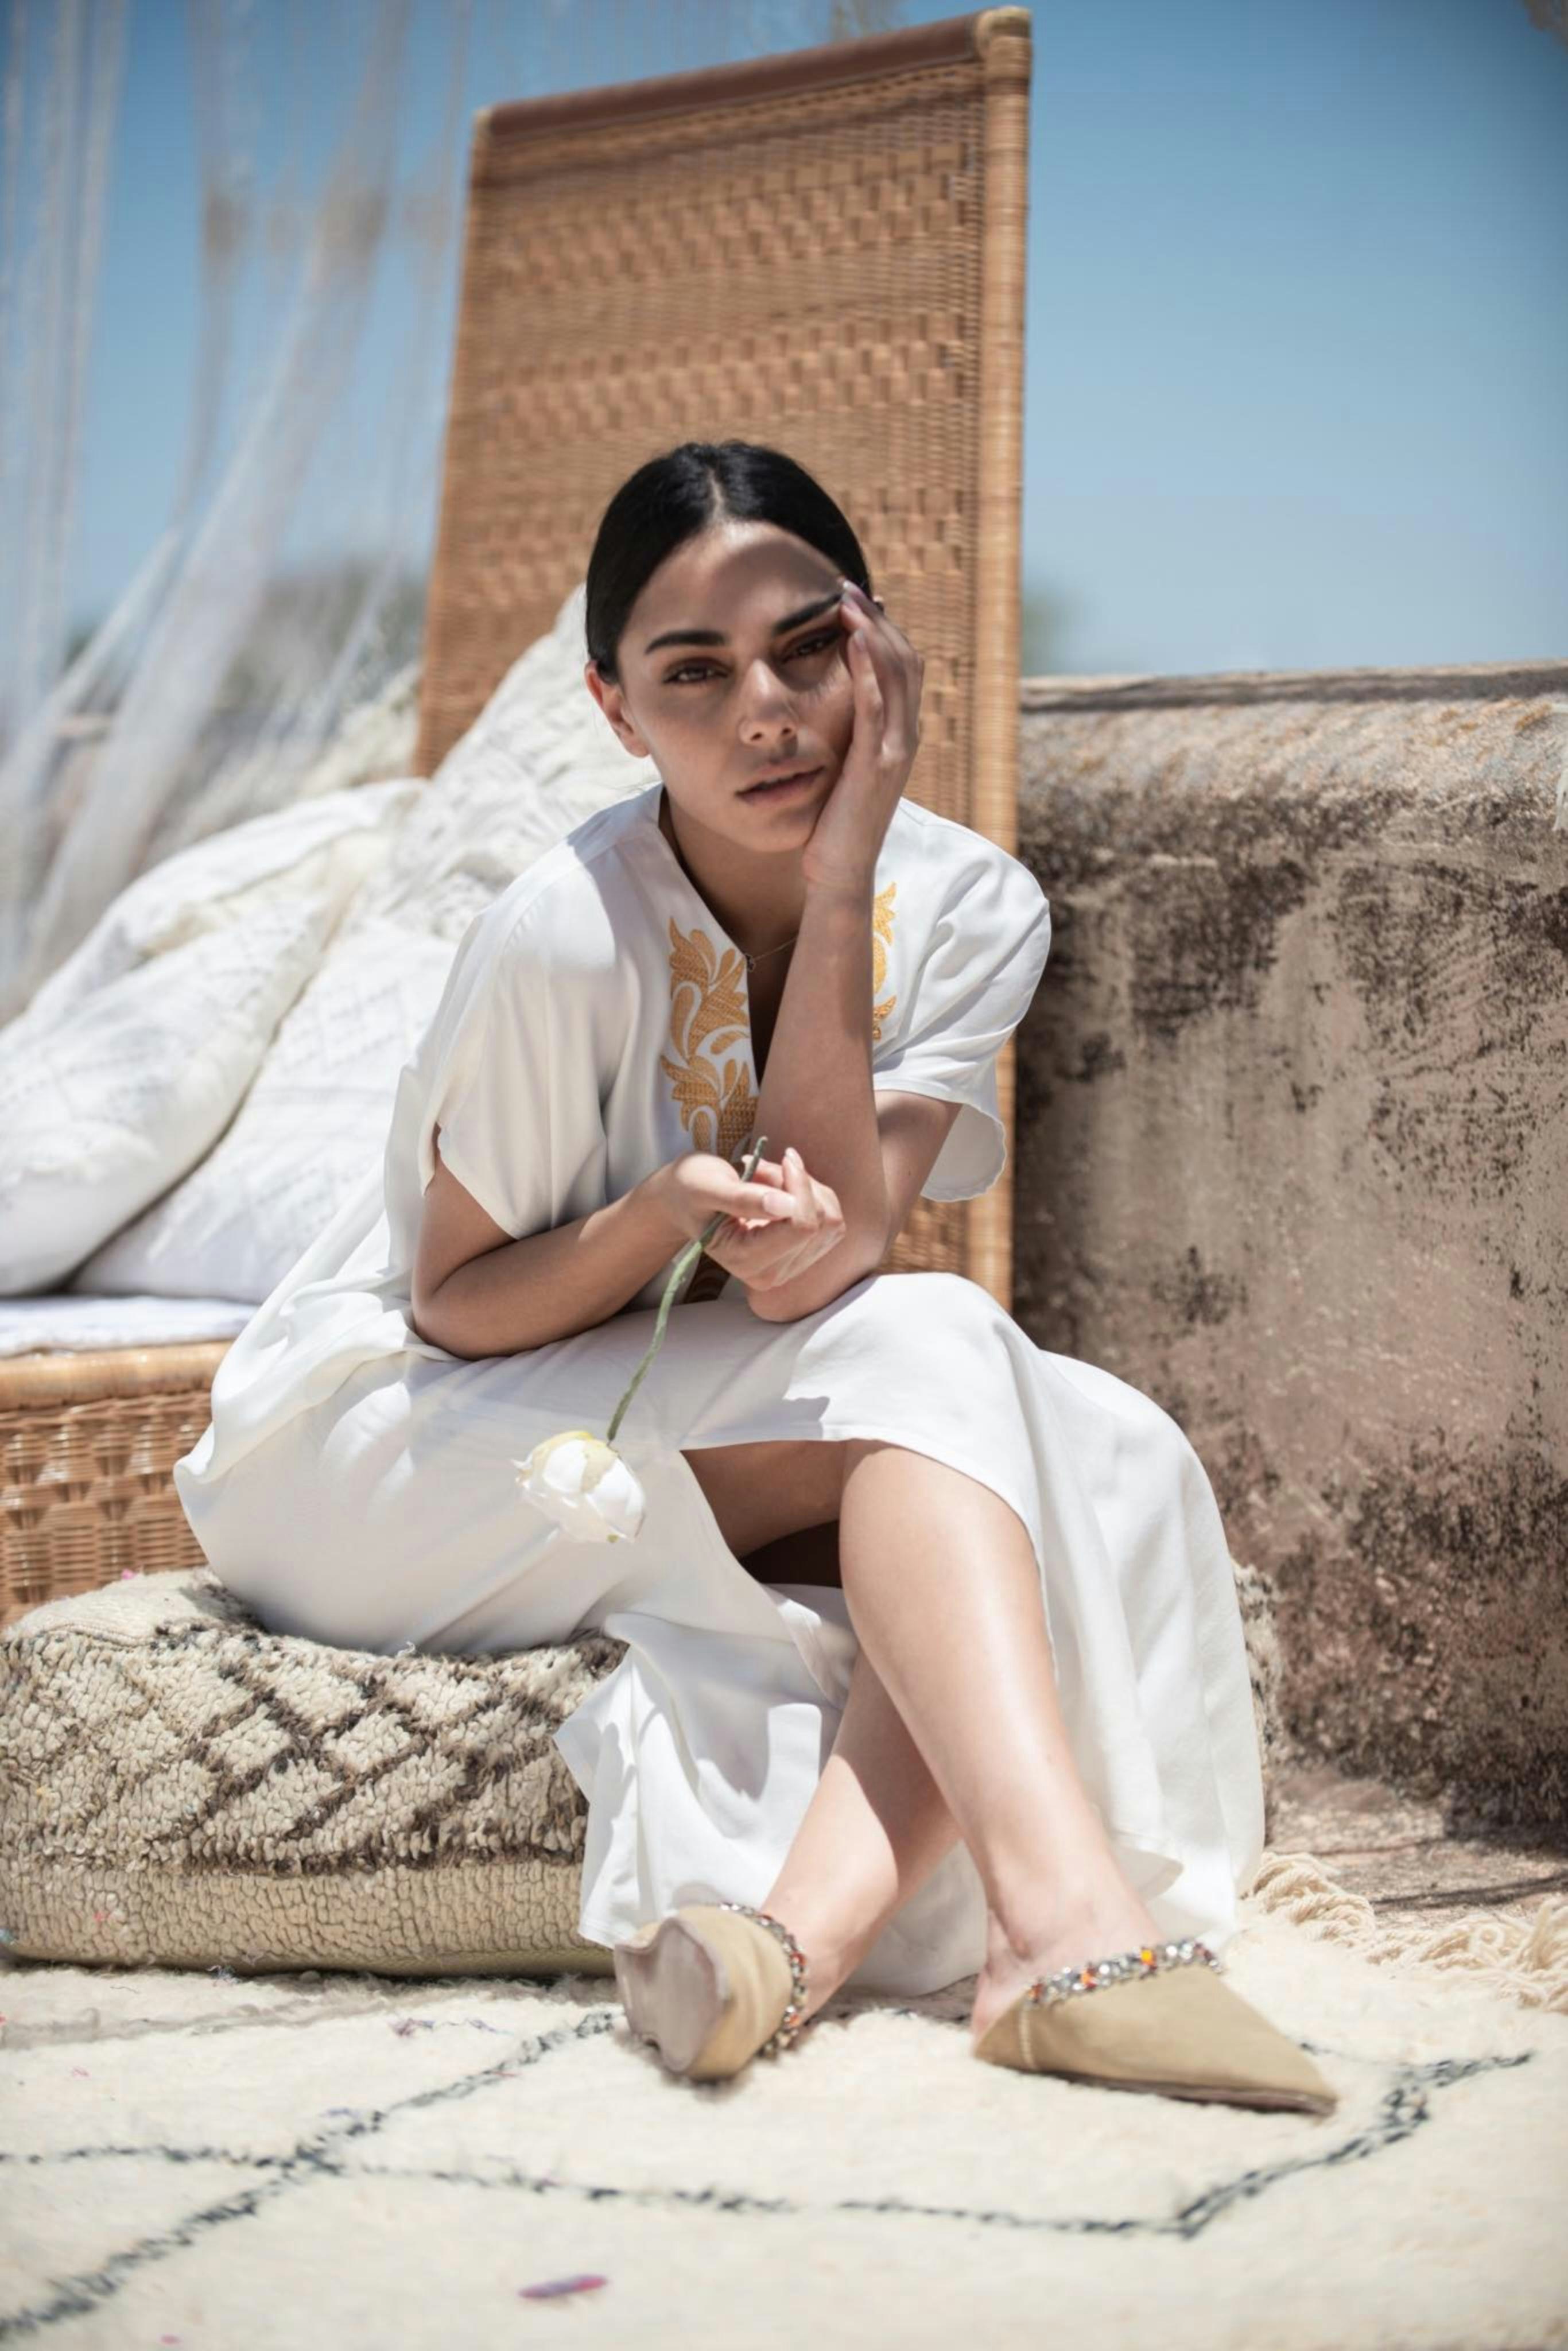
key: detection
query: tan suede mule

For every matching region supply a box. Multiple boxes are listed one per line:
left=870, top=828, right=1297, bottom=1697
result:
left=613, top=1901, right=810, bottom=2082
left=973, top=1938, right=1338, bottom=2115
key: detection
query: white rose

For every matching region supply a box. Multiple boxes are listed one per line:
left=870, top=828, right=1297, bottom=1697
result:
left=514, top=1427, right=647, bottom=1544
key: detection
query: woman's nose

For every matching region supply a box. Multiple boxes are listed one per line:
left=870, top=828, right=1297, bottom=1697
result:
left=740, top=661, right=799, bottom=723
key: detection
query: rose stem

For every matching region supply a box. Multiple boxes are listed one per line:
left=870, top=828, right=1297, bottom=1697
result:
left=605, top=1136, right=769, bottom=1449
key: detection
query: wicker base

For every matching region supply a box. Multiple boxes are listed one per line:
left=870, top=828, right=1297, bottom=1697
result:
left=0, top=1343, right=229, bottom=1628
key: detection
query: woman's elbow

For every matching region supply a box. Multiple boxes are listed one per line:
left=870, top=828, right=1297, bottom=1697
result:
left=744, top=1239, right=884, bottom=1324
left=408, top=1280, right=475, bottom=1359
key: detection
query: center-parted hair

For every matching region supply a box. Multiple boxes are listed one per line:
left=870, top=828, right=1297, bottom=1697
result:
left=584, top=440, right=872, bottom=685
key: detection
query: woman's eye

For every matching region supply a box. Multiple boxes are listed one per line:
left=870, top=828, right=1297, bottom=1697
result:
left=665, top=632, right=841, bottom=688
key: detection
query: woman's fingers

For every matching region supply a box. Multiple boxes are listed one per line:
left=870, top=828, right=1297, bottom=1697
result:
left=783, top=1146, right=821, bottom=1227
left=844, top=600, right=886, bottom=739
left=841, top=583, right=919, bottom=758
left=734, top=1182, right=794, bottom=1218
left=708, top=1149, right=848, bottom=1285
left=752, top=1156, right=841, bottom=1283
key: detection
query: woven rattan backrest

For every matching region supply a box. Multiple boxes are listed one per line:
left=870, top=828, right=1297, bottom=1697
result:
left=416, top=9, right=1031, bottom=1303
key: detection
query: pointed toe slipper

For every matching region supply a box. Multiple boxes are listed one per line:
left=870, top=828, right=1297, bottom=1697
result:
left=974, top=1939, right=1337, bottom=2116
left=613, top=1901, right=809, bottom=2082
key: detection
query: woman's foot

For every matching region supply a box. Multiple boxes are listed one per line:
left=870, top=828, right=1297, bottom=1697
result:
left=969, top=1875, right=1166, bottom=2050
left=614, top=1896, right=868, bottom=2079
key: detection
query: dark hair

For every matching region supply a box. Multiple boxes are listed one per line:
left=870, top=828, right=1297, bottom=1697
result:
left=584, top=440, right=872, bottom=685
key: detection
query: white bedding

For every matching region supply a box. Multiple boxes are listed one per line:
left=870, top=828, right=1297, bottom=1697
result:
left=1, top=581, right=647, bottom=1321
left=0, top=1294, right=254, bottom=1359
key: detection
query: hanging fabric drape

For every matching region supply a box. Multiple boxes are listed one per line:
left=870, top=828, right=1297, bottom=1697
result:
left=0, top=0, right=130, bottom=995
left=0, top=0, right=471, bottom=1020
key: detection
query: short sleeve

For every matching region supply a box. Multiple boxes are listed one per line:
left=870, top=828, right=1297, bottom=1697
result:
left=871, top=845, right=1051, bottom=1201
left=406, top=893, right=606, bottom=1246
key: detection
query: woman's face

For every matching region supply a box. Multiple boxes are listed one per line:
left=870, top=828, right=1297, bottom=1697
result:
left=584, top=519, right=856, bottom=847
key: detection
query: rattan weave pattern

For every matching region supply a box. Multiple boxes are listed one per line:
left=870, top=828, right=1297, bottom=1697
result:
left=0, top=1347, right=227, bottom=1628
left=417, top=39, right=1010, bottom=797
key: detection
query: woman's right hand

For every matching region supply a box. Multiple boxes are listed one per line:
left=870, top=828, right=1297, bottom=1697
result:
left=651, top=1146, right=846, bottom=1291
left=653, top=1150, right=793, bottom=1244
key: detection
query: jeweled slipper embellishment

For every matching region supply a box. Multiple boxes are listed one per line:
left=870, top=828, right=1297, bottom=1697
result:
left=1025, top=1938, right=1221, bottom=2008
left=716, top=1899, right=812, bottom=2053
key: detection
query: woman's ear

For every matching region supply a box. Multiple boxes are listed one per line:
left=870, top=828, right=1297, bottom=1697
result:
left=584, top=660, right=652, bottom=758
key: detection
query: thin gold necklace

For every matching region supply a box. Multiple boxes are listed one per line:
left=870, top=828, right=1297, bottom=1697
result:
left=742, top=932, right=798, bottom=973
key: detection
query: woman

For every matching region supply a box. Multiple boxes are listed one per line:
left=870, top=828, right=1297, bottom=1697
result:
left=175, top=440, right=1334, bottom=2115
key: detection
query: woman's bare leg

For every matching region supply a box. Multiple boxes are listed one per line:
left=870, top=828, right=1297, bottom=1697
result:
left=686, top=1434, right=1163, bottom=2046
left=824, top=1438, right=1163, bottom=2045
left=756, top=1640, right=967, bottom=2016
left=684, top=1438, right=965, bottom=2022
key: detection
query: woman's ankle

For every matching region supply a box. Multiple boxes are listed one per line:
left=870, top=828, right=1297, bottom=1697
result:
left=984, top=1853, right=1161, bottom=1977
left=755, top=1883, right=879, bottom=2019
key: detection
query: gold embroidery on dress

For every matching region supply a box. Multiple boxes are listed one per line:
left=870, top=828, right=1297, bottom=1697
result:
left=871, top=880, right=898, bottom=1043
left=661, top=888, right=898, bottom=1303
left=659, top=919, right=759, bottom=1162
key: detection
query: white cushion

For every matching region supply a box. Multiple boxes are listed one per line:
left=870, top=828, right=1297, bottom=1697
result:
left=350, top=581, right=656, bottom=944
left=8, top=781, right=419, bottom=1045
left=62, top=586, right=650, bottom=1302
left=0, top=783, right=418, bottom=1295
left=73, top=918, right=455, bottom=1302
left=0, top=1293, right=255, bottom=1356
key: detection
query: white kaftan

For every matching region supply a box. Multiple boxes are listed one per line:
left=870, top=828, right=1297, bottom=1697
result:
left=174, top=778, right=1264, bottom=1995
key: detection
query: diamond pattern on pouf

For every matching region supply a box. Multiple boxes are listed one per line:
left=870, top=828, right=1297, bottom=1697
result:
left=0, top=1569, right=626, bottom=1977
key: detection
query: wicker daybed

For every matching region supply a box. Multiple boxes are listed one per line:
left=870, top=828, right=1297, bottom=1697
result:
left=0, top=5, right=1033, bottom=1628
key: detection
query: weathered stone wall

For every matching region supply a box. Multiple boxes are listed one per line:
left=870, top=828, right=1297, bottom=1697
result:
left=1011, top=661, right=1567, bottom=1827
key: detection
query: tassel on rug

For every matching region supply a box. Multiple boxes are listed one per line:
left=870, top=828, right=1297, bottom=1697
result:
left=1247, top=1848, right=1568, bottom=2014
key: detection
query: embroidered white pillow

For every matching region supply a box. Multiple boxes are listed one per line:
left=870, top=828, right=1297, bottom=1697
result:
left=67, top=588, right=643, bottom=1304
left=72, top=917, right=455, bottom=1303
left=8, top=781, right=419, bottom=1046
left=0, top=783, right=418, bottom=1295
left=350, top=581, right=656, bottom=944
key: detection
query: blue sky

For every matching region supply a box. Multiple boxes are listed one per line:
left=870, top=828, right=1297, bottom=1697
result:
left=63, top=0, right=1568, bottom=677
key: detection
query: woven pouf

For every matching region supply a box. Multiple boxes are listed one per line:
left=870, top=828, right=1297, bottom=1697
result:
left=0, top=1559, right=1290, bottom=1982
left=0, top=1569, right=626, bottom=1978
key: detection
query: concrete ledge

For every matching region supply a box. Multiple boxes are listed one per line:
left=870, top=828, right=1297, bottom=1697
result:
left=1013, top=660, right=1567, bottom=1826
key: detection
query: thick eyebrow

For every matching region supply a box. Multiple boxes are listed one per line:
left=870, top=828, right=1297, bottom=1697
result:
left=643, top=590, right=843, bottom=657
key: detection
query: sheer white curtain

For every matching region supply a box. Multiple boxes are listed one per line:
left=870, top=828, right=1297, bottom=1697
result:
left=0, top=0, right=470, bottom=1021
left=0, top=0, right=905, bottom=1024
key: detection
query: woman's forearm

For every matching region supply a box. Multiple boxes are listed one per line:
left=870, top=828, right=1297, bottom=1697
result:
left=748, top=881, right=890, bottom=1320
left=414, top=1171, right=686, bottom=1359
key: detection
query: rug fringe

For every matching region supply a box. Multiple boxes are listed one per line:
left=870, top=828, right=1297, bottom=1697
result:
left=1246, top=1849, right=1568, bottom=2014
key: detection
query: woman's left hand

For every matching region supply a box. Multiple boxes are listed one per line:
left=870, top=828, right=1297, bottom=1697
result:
left=799, top=581, right=924, bottom=901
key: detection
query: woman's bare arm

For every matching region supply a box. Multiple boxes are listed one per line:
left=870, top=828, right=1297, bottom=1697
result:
left=743, top=884, right=964, bottom=1335
left=743, top=883, right=892, bottom=1321
left=410, top=1131, right=686, bottom=1358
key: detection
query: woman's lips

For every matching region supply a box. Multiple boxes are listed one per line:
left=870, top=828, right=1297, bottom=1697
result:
left=741, top=766, right=822, bottom=800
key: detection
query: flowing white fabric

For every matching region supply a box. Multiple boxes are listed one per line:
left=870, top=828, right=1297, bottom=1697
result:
left=173, top=780, right=1264, bottom=1993
left=0, top=0, right=470, bottom=1018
